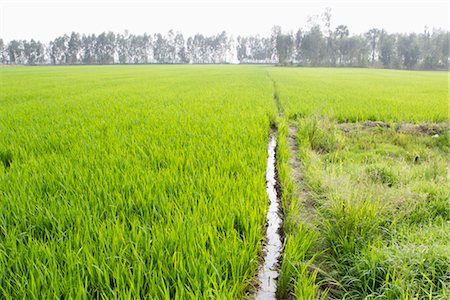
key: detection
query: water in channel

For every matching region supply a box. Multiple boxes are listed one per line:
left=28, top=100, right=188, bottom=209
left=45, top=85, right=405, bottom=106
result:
left=255, top=133, right=282, bottom=300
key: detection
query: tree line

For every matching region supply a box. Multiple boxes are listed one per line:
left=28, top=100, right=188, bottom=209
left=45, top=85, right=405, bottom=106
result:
left=1, top=16, right=448, bottom=70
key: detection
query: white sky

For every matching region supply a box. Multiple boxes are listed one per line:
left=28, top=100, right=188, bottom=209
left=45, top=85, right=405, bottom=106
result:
left=0, top=0, right=448, bottom=43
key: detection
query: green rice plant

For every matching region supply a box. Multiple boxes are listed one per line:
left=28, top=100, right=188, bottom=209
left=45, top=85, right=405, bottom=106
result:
left=0, top=65, right=276, bottom=298
left=267, top=68, right=447, bottom=122
left=1, top=65, right=447, bottom=298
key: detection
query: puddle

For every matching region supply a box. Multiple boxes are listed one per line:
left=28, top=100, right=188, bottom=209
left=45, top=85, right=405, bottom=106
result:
left=256, top=133, right=282, bottom=300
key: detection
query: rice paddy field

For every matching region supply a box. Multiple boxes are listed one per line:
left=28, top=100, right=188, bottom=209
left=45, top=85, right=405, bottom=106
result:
left=0, top=65, right=448, bottom=299
left=269, top=67, right=447, bottom=122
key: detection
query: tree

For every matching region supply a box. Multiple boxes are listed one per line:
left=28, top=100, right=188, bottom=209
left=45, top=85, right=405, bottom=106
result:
left=432, top=29, right=449, bottom=69
left=212, top=31, right=229, bottom=63
left=153, top=33, right=167, bottom=63
left=192, top=34, right=206, bottom=63
left=0, top=39, right=6, bottom=64
left=419, top=27, right=436, bottom=69
left=378, top=30, right=395, bottom=68
left=128, top=34, right=148, bottom=63
left=397, top=33, right=420, bottom=69
left=252, top=35, right=269, bottom=63
left=236, top=36, right=247, bottom=63
left=186, top=36, right=194, bottom=63
left=335, top=25, right=349, bottom=65
left=173, top=32, right=185, bottom=63
left=2, top=26, right=448, bottom=69
left=270, top=26, right=281, bottom=62
left=50, top=35, right=68, bottom=64
left=301, top=25, right=325, bottom=66
left=95, top=32, right=116, bottom=64
left=23, top=39, right=44, bottom=65
left=352, top=36, right=370, bottom=66
left=67, top=32, right=81, bottom=64
left=276, top=33, right=294, bottom=65
left=294, top=29, right=303, bottom=63
left=143, top=33, right=153, bottom=63
left=81, top=34, right=96, bottom=64
left=365, top=28, right=380, bottom=65
left=116, top=32, right=130, bottom=64
left=322, top=7, right=335, bottom=66
left=262, top=37, right=275, bottom=63
left=166, top=30, right=176, bottom=63
left=7, top=40, right=23, bottom=64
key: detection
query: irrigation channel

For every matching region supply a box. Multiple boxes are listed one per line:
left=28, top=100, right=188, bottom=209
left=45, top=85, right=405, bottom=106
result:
left=255, top=130, right=283, bottom=300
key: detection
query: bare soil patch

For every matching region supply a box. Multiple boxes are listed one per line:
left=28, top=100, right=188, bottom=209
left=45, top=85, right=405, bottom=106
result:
left=337, top=121, right=448, bottom=135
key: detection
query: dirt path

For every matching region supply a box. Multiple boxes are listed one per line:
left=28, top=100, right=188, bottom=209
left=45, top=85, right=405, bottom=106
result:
left=287, top=122, right=317, bottom=224
left=287, top=124, right=301, bottom=183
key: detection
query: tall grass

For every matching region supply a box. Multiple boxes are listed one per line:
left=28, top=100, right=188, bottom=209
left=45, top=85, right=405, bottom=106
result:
left=282, top=116, right=449, bottom=299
